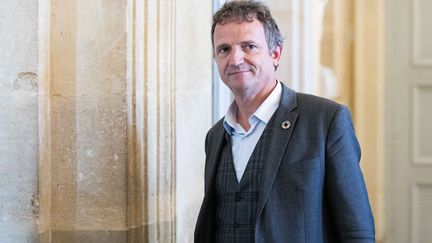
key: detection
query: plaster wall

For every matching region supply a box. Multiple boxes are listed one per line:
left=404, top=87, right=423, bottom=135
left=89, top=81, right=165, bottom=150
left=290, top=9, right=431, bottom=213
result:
left=175, top=0, right=213, bottom=241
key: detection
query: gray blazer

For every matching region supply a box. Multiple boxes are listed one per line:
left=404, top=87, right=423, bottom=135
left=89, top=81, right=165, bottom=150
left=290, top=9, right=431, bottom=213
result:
left=194, top=83, right=375, bottom=243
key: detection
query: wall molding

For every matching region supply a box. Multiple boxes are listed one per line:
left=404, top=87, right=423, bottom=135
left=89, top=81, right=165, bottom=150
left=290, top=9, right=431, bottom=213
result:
left=412, top=0, right=432, bottom=67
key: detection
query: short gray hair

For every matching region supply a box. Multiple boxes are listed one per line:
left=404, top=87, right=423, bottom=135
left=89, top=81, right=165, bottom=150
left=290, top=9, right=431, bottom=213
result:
left=211, top=0, right=284, bottom=53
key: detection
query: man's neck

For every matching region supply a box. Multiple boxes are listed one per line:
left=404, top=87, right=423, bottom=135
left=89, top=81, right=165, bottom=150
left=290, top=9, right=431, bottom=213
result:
left=234, top=81, right=277, bottom=131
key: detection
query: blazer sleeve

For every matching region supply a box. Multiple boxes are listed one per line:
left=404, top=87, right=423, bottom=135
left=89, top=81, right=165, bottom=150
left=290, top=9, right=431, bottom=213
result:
left=325, top=105, right=375, bottom=242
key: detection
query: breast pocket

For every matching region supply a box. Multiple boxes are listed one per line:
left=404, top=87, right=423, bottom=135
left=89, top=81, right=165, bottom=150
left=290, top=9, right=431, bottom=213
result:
left=280, top=157, right=322, bottom=175
left=277, top=157, right=323, bottom=190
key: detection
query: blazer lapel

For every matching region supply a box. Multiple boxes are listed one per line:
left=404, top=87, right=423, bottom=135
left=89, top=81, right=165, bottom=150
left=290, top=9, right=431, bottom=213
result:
left=256, top=83, right=298, bottom=219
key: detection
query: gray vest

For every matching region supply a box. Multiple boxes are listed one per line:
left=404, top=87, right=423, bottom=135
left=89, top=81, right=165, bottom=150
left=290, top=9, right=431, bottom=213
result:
left=215, top=120, right=274, bottom=243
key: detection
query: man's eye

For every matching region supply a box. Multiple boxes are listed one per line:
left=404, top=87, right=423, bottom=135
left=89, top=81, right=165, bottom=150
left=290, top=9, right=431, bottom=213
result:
left=246, top=45, right=257, bottom=50
left=218, top=47, right=229, bottom=54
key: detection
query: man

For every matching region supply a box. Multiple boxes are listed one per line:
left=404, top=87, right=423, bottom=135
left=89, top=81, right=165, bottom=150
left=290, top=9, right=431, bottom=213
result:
left=195, top=1, right=375, bottom=242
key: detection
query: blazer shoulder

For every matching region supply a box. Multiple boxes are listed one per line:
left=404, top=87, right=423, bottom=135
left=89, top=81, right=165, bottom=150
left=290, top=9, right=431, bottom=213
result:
left=292, top=92, right=355, bottom=132
left=279, top=83, right=347, bottom=115
left=204, top=117, right=225, bottom=150
left=295, top=92, right=351, bottom=116
left=206, top=117, right=225, bottom=138
left=296, top=92, right=344, bottom=110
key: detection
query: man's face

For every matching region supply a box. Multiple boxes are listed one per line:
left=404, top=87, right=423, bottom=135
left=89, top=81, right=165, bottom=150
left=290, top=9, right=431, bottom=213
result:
left=213, top=18, right=282, bottom=98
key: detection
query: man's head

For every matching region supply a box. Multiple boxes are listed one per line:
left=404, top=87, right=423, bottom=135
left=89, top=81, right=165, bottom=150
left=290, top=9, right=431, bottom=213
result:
left=212, top=0, right=283, bottom=99
left=211, top=0, right=284, bottom=54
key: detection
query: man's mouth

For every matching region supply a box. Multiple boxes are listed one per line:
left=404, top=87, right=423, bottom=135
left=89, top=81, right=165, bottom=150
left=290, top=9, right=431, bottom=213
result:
left=228, top=70, right=249, bottom=75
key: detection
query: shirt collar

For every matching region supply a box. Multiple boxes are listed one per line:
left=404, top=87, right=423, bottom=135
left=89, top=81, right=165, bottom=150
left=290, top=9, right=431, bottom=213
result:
left=223, top=81, right=282, bottom=135
left=254, top=81, right=282, bottom=123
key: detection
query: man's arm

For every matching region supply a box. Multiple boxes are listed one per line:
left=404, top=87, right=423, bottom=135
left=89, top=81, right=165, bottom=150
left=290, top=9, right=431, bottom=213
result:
left=325, top=105, right=375, bottom=242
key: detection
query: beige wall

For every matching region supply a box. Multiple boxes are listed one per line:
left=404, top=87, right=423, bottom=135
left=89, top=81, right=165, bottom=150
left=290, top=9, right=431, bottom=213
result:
left=353, top=0, right=384, bottom=241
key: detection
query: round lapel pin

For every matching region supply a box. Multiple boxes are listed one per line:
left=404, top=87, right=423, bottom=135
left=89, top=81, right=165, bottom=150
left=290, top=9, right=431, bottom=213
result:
left=281, top=120, right=291, bottom=129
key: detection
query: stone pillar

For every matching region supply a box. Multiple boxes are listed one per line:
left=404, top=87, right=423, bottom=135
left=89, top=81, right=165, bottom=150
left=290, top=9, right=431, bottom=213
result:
left=0, top=0, right=39, bottom=242
left=126, top=0, right=212, bottom=242
left=126, top=0, right=176, bottom=241
left=38, top=0, right=129, bottom=242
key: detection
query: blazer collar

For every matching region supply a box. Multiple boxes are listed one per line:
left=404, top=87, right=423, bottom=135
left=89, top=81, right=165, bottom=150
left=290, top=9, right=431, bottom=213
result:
left=279, top=82, right=297, bottom=111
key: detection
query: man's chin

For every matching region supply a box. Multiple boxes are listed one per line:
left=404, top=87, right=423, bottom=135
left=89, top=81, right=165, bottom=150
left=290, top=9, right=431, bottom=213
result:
left=225, top=79, right=249, bottom=88
left=227, top=83, right=254, bottom=95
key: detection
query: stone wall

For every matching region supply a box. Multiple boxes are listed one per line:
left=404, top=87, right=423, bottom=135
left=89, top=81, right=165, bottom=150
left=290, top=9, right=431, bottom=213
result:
left=0, top=0, right=39, bottom=242
left=0, top=0, right=212, bottom=242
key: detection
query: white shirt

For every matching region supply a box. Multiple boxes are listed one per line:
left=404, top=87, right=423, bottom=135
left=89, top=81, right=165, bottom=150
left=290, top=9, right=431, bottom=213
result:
left=223, top=81, right=282, bottom=182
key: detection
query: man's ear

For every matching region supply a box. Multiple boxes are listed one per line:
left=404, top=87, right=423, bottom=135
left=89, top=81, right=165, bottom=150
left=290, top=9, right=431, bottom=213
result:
left=272, top=44, right=283, bottom=64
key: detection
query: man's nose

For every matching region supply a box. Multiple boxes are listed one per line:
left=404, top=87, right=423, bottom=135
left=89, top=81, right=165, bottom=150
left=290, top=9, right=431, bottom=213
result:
left=229, top=47, right=244, bottom=65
